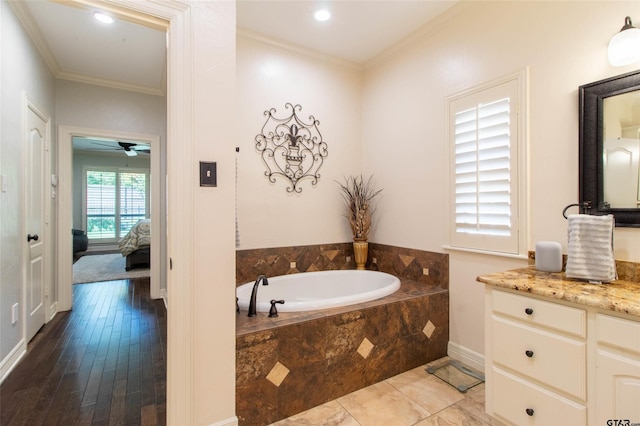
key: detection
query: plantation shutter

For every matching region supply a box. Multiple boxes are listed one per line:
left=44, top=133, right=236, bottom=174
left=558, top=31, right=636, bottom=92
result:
left=119, top=172, right=147, bottom=234
left=449, top=78, right=520, bottom=254
left=84, top=168, right=149, bottom=242
left=86, top=170, right=116, bottom=239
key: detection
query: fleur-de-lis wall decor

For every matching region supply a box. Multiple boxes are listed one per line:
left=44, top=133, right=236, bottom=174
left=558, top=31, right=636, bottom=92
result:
left=255, top=103, right=328, bottom=193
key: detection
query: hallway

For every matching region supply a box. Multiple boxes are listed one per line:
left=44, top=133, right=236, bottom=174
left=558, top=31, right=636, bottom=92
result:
left=0, top=278, right=166, bottom=425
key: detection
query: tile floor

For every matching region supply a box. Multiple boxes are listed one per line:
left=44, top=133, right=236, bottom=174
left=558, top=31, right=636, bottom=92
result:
left=271, top=362, right=492, bottom=426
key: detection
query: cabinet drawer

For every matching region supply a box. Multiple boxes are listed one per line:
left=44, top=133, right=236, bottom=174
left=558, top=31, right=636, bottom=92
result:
left=597, top=313, right=640, bottom=354
left=491, top=316, right=586, bottom=400
left=491, top=289, right=586, bottom=338
left=492, top=366, right=586, bottom=426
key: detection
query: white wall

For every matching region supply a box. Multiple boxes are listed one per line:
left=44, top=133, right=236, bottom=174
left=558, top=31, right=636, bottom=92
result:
left=186, top=1, right=236, bottom=423
left=236, top=36, right=363, bottom=249
left=0, top=0, right=55, bottom=365
left=56, top=80, right=167, bottom=290
left=362, top=0, right=640, bottom=360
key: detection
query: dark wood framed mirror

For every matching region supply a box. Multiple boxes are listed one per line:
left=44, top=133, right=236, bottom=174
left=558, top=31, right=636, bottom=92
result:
left=579, top=69, right=640, bottom=227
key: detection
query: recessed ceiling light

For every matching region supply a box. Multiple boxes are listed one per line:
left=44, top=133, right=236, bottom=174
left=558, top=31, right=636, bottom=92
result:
left=314, top=9, right=331, bottom=22
left=93, top=12, right=114, bottom=24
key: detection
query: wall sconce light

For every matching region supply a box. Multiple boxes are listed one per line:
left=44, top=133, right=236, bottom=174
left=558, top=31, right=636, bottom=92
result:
left=608, top=16, right=640, bottom=66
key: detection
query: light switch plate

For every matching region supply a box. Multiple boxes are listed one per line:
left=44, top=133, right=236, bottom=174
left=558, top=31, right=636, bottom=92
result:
left=199, top=161, right=217, bottom=187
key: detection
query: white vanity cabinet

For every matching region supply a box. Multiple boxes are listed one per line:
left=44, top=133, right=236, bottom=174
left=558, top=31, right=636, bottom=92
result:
left=595, top=313, right=640, bottom=425
left=485, top=283, right=640, bottom=426
left=485, top=288, right=587, bottom=425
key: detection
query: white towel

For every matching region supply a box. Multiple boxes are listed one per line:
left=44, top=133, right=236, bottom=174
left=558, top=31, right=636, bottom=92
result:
left=565, top=214, right=617, bottom=283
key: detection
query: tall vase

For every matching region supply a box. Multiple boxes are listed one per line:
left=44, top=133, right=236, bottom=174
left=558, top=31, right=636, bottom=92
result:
left=353, top=239, right=368, bottom=270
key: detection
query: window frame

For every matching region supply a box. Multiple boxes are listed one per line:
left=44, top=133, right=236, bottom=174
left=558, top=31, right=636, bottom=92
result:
left=445, top=69, right=529, bottom=257
left=82, top=166, right=150, bottom=243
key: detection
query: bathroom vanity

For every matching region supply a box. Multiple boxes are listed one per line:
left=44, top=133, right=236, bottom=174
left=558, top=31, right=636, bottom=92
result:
left=478, top=267, right=640, bottom=425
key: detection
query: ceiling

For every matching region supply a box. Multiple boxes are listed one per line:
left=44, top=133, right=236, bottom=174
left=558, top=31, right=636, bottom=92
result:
left=11, top=1, right=458, bottom=156
left=12, top=0, right=458, bottom=97
left=72, top=137, right=151, bottom=157
left=12, top=0, right=167, bottom=96
left=236, top=1, right=458, bottom=64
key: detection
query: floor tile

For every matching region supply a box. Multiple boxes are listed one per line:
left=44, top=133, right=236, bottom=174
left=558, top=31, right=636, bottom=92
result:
left=414, top=405, right=491, bottom=426
left=337, top=381, right=430, bottom=426
left=269, top=359, right=490, bottom=426
left=454, top=384, right=492, bottom=424
left=386, top=366, right=465, bottom=414
left=271, top=400, right=359, bottom=426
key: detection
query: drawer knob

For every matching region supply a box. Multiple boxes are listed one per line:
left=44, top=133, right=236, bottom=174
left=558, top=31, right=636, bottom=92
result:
left=525, top=308, right=533, bottom=315
left=525, top=350, right=534, bottom=358
left=526, top=408, right=535, bottom=416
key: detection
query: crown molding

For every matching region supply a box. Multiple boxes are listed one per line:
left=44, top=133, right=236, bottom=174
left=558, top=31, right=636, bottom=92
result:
left=57, top=71, right=166, bottom=96
left=237, top=29, right=363, bottom=72
left=8, top=0, right=61, bottom=75
left=363, top=1, right=468, bottom=70
left=8, top=0, right=166, bottom=97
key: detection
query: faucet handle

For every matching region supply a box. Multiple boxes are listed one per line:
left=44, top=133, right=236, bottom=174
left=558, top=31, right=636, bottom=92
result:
left=269, top=299, right=285, bottom=318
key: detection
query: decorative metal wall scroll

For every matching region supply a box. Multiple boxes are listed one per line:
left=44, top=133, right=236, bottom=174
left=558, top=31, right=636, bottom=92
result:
left=255, top=103, right=328, bottom=193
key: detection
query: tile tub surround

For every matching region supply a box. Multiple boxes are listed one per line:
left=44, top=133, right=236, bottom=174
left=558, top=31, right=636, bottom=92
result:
left=236, top=280, right=449, bottom=426
left=236, top=242, right=448, bottom=289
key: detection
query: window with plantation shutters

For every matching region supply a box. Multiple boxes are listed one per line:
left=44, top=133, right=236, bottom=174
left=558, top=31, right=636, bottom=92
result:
left=447, top=71, right=527, bottom=256
left=84, top=168, right=149, bottom=242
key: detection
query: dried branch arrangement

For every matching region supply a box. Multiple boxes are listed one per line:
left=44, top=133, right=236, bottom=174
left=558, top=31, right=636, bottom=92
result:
left=337, top=175, right=382, bottom=240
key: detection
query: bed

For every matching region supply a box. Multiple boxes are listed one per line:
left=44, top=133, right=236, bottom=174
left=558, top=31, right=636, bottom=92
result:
left=118, top=219, right=151, bottom=271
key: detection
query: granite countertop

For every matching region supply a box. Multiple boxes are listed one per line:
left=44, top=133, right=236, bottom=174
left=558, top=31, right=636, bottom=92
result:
left=477, top=266, right=640, bottom=318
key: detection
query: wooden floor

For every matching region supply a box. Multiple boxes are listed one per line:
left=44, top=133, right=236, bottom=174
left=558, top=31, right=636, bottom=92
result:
left=0, top=278, right=167, bottom=426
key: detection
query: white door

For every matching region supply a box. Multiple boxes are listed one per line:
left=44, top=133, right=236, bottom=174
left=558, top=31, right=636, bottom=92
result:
left=25, top=99, right=48, bottom=342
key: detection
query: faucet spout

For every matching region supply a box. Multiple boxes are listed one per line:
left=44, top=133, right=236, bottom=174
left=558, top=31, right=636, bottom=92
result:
left=248, top=275, right=269, bottom=317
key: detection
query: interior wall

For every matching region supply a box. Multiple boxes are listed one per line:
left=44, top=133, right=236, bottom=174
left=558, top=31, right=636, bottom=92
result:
left=56, top=79, right=167, bottom=289
left=0, top=0, right=55, bottom=363
left=72, top=151, right=150, bottom=230
left=235, top=36, right=363, bottom=249
left=362, top=0, right=640, bottom=360
left=187, top=1, right=237, bottom=422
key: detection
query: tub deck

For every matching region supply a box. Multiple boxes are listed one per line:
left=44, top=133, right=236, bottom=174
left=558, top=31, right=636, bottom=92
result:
left=236, top=278, right=449, bottom=425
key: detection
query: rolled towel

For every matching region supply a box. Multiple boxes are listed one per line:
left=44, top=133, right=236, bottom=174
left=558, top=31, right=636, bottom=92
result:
left=565, top=214, right=617, bottom=283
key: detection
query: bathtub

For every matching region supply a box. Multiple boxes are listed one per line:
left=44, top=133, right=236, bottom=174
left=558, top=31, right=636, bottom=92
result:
left=236, top=270, right=401, bottom=312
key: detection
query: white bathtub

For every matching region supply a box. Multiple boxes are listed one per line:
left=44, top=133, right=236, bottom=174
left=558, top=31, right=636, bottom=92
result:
left=236, top=270, right=401, bottom=313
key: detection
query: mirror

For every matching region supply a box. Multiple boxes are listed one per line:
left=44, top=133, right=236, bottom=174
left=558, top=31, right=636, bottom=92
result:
left=579, top=70, right=640, bottom=227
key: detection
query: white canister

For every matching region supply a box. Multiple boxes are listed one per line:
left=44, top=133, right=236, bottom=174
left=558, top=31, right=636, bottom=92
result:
left=535, top=241, right=563, bottom=272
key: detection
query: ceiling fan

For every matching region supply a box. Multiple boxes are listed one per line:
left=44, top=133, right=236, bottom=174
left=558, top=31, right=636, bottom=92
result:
left=116, top=142, right=150, bottom=157
left=90, top=140, right=151, bottom=156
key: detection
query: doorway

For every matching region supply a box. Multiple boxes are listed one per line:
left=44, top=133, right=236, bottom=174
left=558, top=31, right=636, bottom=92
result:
left=58, top=127, right=162, bottom=307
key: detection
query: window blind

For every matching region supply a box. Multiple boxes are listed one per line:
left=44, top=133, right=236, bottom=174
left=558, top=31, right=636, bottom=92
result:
left=448, top=73, right=524, bottom=255
left=85, top=169, right=148, bottom=241
left=86, top=171, right=116, bottom=239
left=454, top=97, right=511, bottom=237
left=119, top=172, right=146, bottom=234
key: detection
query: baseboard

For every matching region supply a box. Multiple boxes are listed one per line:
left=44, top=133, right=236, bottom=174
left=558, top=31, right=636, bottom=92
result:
left=207, top=416, right=238, bottom=426
left=447, top=341, right=485, bottom=374
left=0, top=339, right=26, bottom=385
left=48, top=302, right=58, bottom=322
left=85, top=244, right=119, bottom=254
left=161, top=288, right=168, bottom=309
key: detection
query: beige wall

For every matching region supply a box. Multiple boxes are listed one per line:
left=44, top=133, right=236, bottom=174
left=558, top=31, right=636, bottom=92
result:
left=0, top=0, right=56, bottom=365
left=188, top=1, right=237, bottom=423
left=236, top=36, right=363, bottom=249
left=362, top=1, right=640, bottom=359
left=235, top=1, right=640, bottom=366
